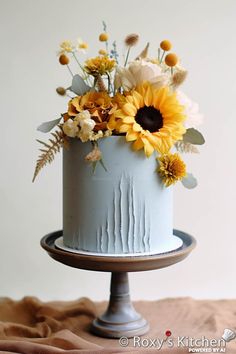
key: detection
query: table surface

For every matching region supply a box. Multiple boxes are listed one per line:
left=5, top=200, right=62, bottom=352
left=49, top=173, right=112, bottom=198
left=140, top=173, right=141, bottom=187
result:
left=41, top=229, right=196, bottom=272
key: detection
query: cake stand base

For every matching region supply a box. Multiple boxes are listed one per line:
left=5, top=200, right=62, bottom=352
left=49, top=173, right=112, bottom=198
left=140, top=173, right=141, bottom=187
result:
left=41, top=229, right=196, bottom=338
left=91, top=272, right=149, bottom=338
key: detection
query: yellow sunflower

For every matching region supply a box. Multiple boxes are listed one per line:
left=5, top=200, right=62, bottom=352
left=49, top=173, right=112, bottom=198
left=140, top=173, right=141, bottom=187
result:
left=158, top=153, right=187, bottom=187
left=108, top=82, right=186, bottom=156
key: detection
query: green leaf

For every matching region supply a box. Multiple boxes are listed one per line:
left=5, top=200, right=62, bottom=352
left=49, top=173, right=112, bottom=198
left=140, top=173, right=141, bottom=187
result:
left=181, top=173, right=198, bottom=189
left=183, top=128, right=205, bottom=145
left=69, top=74, right=91, bottom=95
left=37, top=117, right=61, bottom=133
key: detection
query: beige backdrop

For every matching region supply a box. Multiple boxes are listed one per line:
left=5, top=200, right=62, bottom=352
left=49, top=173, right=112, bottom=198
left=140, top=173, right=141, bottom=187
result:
left=0, top=0, right=235, bottom=301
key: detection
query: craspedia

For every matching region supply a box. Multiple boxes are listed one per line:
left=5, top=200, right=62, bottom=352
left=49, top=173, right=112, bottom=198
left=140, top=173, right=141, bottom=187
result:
left=160, top=40, right=172, bottom=51
left=99, top=49, right=108, bottom=56
left=165, top=53, right=178, bottom=67
left=99, top=33, right=109, bottom=42
left=59, top=54, right=70, bottom=65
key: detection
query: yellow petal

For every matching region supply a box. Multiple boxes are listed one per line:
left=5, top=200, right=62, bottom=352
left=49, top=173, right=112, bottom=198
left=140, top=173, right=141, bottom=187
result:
left=123, top=103, right=137, bottom=116
left=126, top=131, right=139, bottom=141
left=132, top=137, right=144, bottom=151
left=132, top=122, right=142, bottom=132
left=132, top=90, right=144, bottom=109
left=119, top=123, right=131, bottom=133
left=141, top=137, right=154, bottom=157
left=144, top=84, right=153, bottom=106
left=123, top=116, right=135, bottom=123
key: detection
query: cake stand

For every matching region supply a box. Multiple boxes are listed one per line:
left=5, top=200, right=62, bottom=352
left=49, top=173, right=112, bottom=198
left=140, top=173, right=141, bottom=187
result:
left=41, top=229, right=196, bottom=338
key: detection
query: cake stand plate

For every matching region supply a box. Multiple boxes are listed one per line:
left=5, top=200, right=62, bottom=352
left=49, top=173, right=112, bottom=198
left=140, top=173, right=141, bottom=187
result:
left=41, top=229, right=196, bottom=338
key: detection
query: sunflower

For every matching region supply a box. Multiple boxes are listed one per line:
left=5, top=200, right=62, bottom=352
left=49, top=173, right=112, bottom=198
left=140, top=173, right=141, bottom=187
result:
left=158, top=153, right=186, bottom=186
left=108, top=82, right=186, bottom=156
left=66, top=91, right=116, bottom=132
left=84, top=56, right=116, bottom=77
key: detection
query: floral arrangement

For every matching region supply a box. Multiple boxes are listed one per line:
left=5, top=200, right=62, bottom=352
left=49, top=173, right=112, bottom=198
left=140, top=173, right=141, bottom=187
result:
left=33, top=23, right=205, bottom=188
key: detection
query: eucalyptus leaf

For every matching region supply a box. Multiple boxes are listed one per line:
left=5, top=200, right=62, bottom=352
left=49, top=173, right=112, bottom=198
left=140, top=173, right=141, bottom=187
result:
left=69, top=74, right=91, bottom=95
left=37, top=117, right=61, bottom=133
left=183, top=128, right=205, bottom=145
left=181, top=173, right=198, bottom=189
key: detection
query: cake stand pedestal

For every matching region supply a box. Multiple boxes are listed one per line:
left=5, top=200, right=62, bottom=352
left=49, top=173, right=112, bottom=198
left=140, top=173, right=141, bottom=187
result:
left=41, top=229, right=196, bottom=338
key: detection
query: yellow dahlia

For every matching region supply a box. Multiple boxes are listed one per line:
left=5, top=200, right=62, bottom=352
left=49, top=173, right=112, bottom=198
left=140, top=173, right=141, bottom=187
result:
left=108, top=82, right=186, bottom=156
left=158, top=153, right=187, bottom=187
left=84, top=56, right=116, bottom=77
left=67, top=91, right=115, bottom=132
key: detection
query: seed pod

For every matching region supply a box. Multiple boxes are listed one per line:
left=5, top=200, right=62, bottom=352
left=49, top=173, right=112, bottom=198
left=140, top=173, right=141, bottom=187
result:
left=56, top=87, right=66, bottom=96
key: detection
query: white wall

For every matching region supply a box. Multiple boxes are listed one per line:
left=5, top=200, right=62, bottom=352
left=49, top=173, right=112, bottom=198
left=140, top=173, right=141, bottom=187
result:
left=0, top=0, right=235, bottom=301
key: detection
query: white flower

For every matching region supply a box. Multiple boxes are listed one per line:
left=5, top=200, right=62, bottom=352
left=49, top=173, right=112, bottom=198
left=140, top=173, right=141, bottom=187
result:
left=177, top=91, right=203, bottom=129
left=62, top=119, right=79, bottom=138
left=59, top=40, right=74, bottom=55
left=76, top=38, right=88, bottom=53
left=74, top=110, right=91, bottom=124
left=114, top=60, right=168, bottom=91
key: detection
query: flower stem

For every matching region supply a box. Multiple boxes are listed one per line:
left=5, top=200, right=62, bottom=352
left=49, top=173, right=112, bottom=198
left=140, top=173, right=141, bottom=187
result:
left=124, top=47, right=131, bottom=67
left=160, top=50, right=165, bottom=63
left=66, top=64, right=74, bottom=77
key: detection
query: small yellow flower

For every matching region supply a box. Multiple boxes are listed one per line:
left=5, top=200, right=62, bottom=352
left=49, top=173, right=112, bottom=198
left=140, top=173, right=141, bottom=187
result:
left=59, top=54, right=69, bottom=65
left=99, top=33, right=109, bottom=41
left=77, top=38, right=88, bottom=51
left=59, top=40, right=73, bottom=54
left=165, top=53, right=178, bottom=67
left=99, top=49, right=108, bottom=56
left=160, top=40, right=172, bottom=51
left=158, top=153, right=186, bottom=187
left=84, top=56, right=116, bottom=76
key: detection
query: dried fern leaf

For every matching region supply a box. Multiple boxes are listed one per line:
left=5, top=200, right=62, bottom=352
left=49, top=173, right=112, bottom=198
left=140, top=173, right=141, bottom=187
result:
left=32, top=127, right=66, bottom=182
left=175, top=141, right=199, bottom=154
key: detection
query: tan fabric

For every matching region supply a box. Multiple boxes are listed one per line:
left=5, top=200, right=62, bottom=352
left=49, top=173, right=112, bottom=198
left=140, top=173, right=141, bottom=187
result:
left=0, top=297, right=236, bottom=353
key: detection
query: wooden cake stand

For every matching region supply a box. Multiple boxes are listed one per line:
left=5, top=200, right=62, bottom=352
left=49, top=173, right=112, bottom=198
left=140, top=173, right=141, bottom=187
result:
left=41, top=229, right=196, bottom=338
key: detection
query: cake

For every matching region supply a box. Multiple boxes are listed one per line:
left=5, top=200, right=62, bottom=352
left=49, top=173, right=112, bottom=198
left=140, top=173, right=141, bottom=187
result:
left=33, top=29, right=204, bottom=256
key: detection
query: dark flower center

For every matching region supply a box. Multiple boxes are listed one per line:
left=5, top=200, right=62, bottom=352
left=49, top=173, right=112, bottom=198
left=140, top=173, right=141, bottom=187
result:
left=135, top=106, right=163, bottom=133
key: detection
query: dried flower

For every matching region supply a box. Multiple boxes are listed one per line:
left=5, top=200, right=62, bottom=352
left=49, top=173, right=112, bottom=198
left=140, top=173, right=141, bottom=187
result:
left=158, top=153, right=187, bottom=187
left=99, top=49, right=108, bottom=56
left=62, top=119, right=79, bottom=137
left=135, top=43, right=149, bottom=60
left=59, top=54, right=70, bottom=65
left=85, top=145, right=102, bottom=162
left=59, top=40, right=73, bottom=54
left=171, top=69, right=188, bottom=88
left=77, top=38, right=88, bottom=52
left=99, top=33, right=109, bottom=42
left=125, top=33, right=139, bottom=47
left=84, top=56, right=116, bottom=76
left=68, top=92, right=114, bottom=132
left=165, top=53, right=178, bottom=67
left=56, top=87, right=66, bottom=96
left=160, top=40, right=172, bottom=51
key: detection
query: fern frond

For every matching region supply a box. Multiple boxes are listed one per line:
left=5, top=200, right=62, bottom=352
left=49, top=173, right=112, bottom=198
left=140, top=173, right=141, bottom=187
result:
left=175, top=141, right=199, bottom=154
left=32, top=127, right=67, bottom=182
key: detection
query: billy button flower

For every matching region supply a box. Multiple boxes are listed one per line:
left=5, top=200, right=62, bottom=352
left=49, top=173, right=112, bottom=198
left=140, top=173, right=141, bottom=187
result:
left=165, top=53, right=178, bottom=67
left=99, top=33, right=109, bottom=42
left=58, top=54, right=73, bottom=77
left=160, top=40, right=172, bottom=51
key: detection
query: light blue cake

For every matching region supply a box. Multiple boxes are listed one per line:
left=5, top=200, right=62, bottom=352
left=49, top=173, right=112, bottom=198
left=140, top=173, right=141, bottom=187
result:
left=60, top=136, right=182, bottom=256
